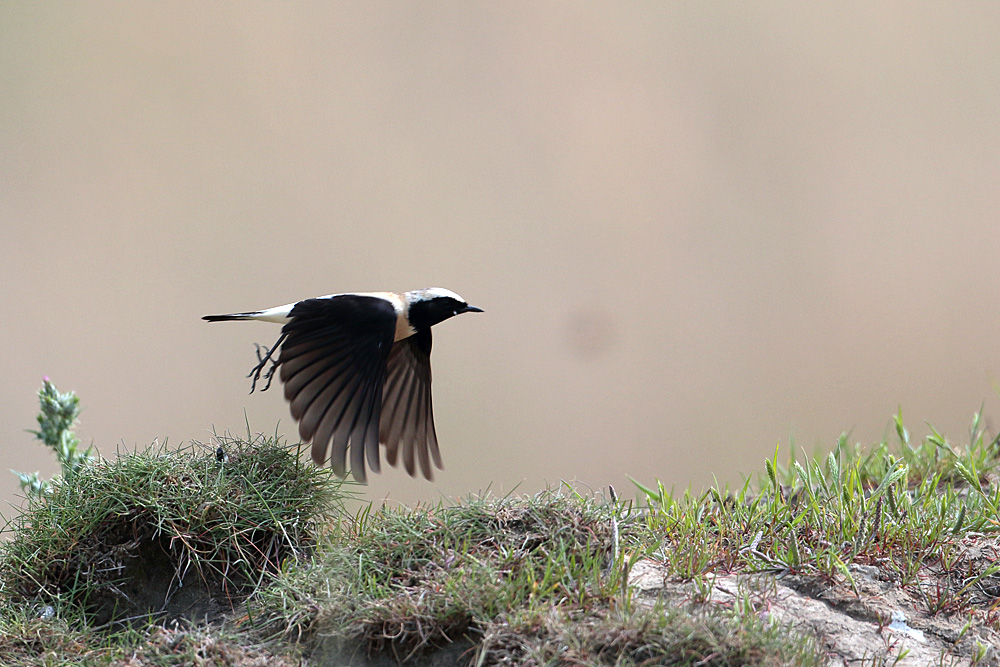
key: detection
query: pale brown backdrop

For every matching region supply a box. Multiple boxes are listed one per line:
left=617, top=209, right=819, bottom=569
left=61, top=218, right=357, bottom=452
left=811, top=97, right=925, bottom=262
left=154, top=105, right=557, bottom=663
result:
left=3, top=4, right=1000, bottom=512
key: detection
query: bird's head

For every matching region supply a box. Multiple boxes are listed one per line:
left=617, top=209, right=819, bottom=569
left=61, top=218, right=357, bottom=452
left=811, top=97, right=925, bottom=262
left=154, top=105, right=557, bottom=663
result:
left=405, top=287, right=483, bottom=330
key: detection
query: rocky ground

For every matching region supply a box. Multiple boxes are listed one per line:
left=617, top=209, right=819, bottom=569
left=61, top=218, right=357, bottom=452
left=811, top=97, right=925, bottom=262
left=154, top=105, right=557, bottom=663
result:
left=630, top=546, right=1000, bottom=666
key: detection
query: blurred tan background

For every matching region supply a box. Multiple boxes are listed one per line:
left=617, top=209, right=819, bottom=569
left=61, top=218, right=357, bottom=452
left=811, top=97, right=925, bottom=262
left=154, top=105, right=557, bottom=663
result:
left=3, top=4, right=1000, bottom=512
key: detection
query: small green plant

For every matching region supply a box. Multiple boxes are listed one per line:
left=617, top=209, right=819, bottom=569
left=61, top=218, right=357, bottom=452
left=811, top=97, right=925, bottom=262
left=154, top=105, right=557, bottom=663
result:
left=11, top=378, right=93, bottom=497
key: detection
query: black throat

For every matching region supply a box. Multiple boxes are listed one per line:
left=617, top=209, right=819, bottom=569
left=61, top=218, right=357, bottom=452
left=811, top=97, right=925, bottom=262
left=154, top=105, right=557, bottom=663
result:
left=407, top=297, right=465, bottom=331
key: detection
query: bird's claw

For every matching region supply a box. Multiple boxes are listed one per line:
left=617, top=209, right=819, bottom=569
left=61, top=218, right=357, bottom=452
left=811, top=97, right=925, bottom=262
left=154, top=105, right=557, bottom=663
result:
left=247, top=333, right=286, bottom=393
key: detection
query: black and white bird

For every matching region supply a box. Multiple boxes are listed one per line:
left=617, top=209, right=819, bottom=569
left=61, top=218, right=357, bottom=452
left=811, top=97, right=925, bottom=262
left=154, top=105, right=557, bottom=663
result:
left=203, top=288, right=482, bottom=482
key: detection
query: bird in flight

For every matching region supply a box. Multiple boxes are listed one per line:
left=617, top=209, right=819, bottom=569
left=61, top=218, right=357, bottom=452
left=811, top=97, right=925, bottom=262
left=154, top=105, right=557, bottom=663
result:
left=204, top=288, right=482, bottom=482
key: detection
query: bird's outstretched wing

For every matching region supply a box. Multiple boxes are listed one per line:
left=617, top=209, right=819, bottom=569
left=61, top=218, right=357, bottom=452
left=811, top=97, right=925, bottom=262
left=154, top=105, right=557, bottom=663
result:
left=277, top=295, right=396, bottom=482
left=379, top=328, right=442, bottom=480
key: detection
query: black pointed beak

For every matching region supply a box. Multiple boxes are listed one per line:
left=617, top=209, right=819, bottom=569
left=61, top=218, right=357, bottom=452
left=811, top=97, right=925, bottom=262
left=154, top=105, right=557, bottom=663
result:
left=463, top=305, right=484, bottom=313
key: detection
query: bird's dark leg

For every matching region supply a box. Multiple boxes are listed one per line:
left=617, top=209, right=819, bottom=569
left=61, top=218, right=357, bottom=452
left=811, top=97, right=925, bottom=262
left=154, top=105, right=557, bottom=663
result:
left=248, top=332, right=287, bottom=393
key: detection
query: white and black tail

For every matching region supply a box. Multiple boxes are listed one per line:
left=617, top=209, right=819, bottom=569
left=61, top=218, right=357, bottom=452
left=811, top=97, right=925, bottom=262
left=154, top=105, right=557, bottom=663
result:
left=202, top=303, right=296, bottom=324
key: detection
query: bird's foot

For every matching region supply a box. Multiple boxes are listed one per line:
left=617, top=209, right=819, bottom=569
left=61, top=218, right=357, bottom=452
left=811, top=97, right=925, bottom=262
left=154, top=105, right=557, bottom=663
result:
left=247, top=332, right=286, bottom=393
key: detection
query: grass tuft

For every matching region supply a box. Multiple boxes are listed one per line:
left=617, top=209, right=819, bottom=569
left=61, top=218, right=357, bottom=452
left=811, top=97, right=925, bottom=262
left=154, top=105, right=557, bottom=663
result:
left=639, top=409, right=1000, bottom=621
left=1, top=433, right=346, bottom=630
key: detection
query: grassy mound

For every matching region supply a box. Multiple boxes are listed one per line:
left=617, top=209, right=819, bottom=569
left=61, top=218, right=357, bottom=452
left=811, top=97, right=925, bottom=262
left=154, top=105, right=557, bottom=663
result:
left=1, top=434, right=343, bottom=629
left=249, top=489, right=824, bottom=666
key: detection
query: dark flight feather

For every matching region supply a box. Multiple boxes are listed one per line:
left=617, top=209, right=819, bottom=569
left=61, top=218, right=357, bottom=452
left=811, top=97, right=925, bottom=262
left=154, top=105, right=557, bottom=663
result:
left=277, top=295, right=396, bottom=482
left=378, top=329, right=441, bottom=480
